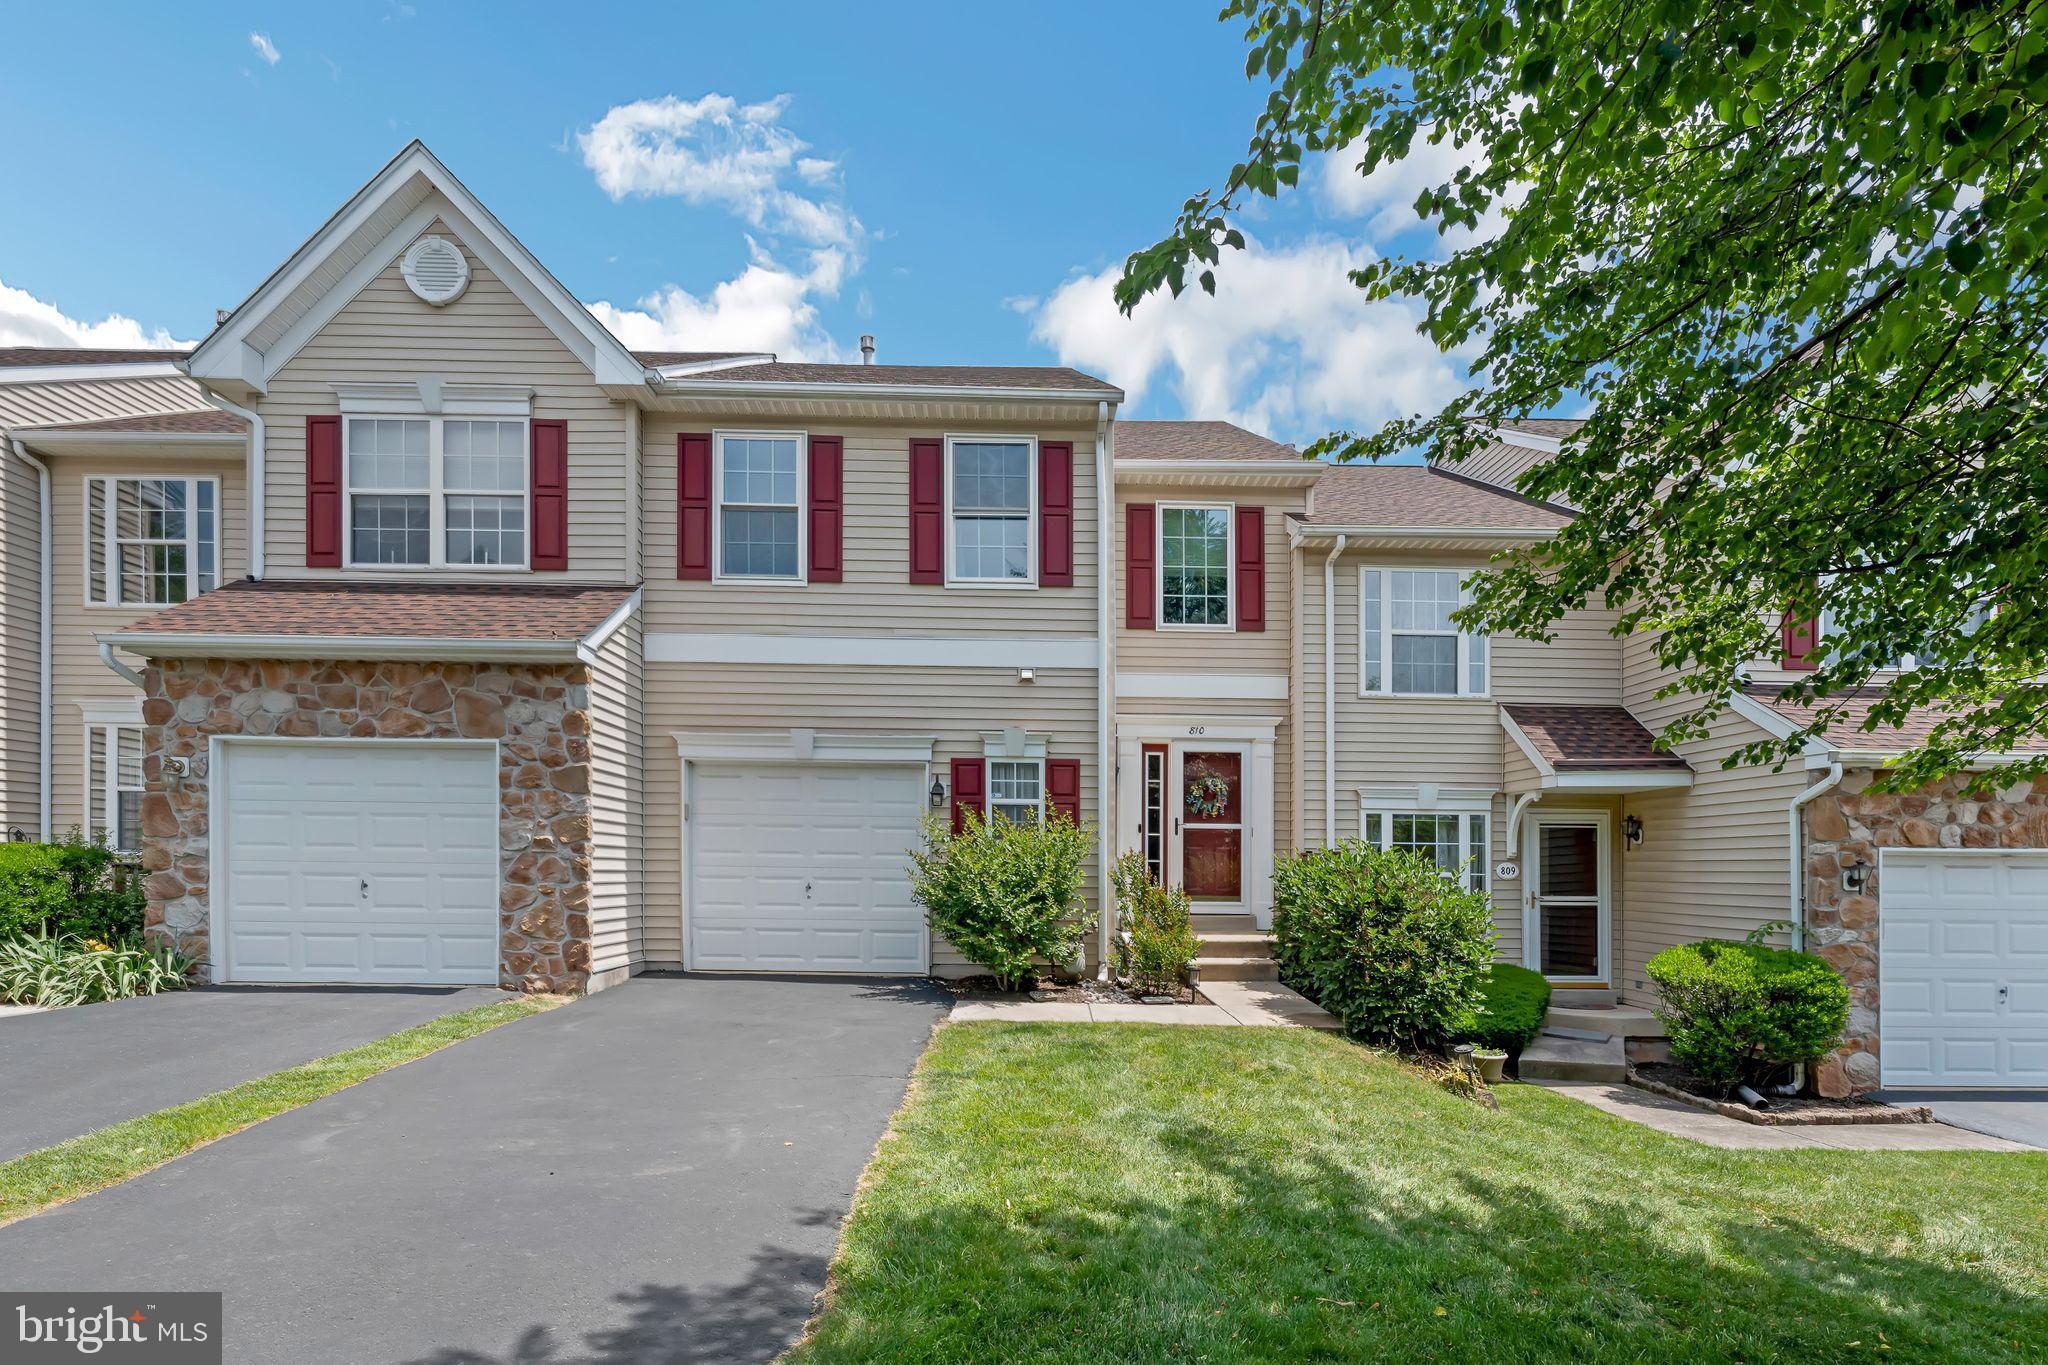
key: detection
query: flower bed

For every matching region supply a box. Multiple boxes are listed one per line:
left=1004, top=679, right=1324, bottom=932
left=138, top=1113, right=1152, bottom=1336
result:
left=1628, top=1062, right=1931, bottom=1126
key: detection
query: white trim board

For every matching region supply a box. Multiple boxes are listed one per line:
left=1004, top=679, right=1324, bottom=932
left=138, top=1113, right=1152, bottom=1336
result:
left=1115, top=672, right=1288, bottom=701
left=671, top=730, right=938, bottom=765
left=646, top=632, right=1099, bottom=670
left=76, top=698, right=145, bottom=724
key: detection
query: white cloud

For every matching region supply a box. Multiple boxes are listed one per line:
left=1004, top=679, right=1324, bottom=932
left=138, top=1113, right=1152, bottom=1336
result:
left=1027, top=236, right=1469, bottom=441
left=249, top=32, right=280, bottom=66
left=1318, top=122, right=1520, bottom=250
left=584, top=243, right=850, bottom=362
left=0, top=277, right=192, bottom=350
left=577, top=93, right=861, bottom=248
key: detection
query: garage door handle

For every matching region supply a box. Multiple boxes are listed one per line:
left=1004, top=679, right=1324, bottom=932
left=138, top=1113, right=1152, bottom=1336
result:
left=360, top=878, right=369, bottom=897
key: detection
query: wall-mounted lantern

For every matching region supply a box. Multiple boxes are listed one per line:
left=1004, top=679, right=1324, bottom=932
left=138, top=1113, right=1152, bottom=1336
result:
left=1623, top=814, right=1644, bottom=848
left=1840, top=859, right=1872, bottom=895
left=929, top=777, right=947, bottom=809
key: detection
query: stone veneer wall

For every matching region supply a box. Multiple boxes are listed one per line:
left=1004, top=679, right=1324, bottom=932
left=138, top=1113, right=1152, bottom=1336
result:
left=137, top=658, right=593, bottom=992
left=1805, top=768, right=2048, bottom=1096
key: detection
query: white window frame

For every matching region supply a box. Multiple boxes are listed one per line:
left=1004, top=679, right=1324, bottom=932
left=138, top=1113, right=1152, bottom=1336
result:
left=1358, top=565, right=1490, bottom=698
left=341, top=414, right=531, bottom=571
left=1816, top=598, right=1995, bottom=674
left=1157, top=500, right=1235, bottom=631
left=82, top=475, right=221, bottom=608
left=83, top=721, right=145, bottom=852
left=986, top=756, right=1046, bottom=825
left=944, top=433, right=1038, bottom=588
left=1359, top=802, right=1491, bottom=895
left=710, top=428, right=808, bottom=584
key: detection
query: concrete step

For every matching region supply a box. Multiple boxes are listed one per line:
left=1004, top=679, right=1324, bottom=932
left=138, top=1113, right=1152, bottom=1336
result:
left=1518, top=1031, right=1627, bottom=1083
left=1192, top=955, right=1281, bottom=982
left=1545, top=1003, right=1664, bottom=1038
left=1191, top=931, right=1276, bottom=956
left=1190, top=912, right=1260, bottom=933
left=1549, top=986, right=1617, bottom=1007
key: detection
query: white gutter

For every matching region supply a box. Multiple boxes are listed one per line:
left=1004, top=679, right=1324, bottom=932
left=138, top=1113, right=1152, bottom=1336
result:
left=1788, top=762, right=1845, bottom=951
left=201, top=392, right=265, bottom=580
left=97, top=631, right=586, bottom=664
left=655, top=378, right=1125, bottom=404
left=98, top=639, right=145, bottom=688
left=0, top=361, right=184, bottom=386
left=1111, top=458, right=1324, bottom=481
left=1296, top=525, right=1563, bottom=542
left=1321, top=533, right=1348, bottom=845
left=574, top=586, right=643, bottom=665
left=1095, top=399, right=1117, bottom=979
left=9, top=439, right=52, bottom=839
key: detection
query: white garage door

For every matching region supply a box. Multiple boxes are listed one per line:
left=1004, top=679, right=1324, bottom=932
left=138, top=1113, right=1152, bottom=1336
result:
left=221, top=742, right=500, bottom=985
left=1881, top=850, right=2048, bottom=1087
left=688, top=763, right=927, bottom=973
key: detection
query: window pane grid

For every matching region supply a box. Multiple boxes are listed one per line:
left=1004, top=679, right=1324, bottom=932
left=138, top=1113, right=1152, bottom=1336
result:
left=1161, top=506, right=1230, bottom=626
left=447, top=496, right=527, bottom=566
left=717, top=436, right=801, bottom=578
left=988, top=759, right=1043, bottom=825
left=1365, top=809, right=1488, bottom=893
left=345, top=417, right=529, bottom=568
left=93, top=478, right=215, bottom=605
left=87, top=724, right=145, bottom=852
left=1365, top=568, right=1485, bottom=696
left=950, top=441, right=1031, bottom=581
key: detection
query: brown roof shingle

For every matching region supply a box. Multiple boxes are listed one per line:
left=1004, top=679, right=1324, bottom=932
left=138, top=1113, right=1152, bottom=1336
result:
left=110, top=579, right=636, bottom=647
left=1116, top=420, right=1303, bottom=462
left=659, top=361, right=1117, bottom=393
left=23, top=409, right=244, bottom=435
left=1740, top=684, right=2048, bottom=754
left=0, top=347, right=190, bottom=367
left=1503, top=704, right=1690, bottom=770
left=1301, top=465, right=1573, bottom=530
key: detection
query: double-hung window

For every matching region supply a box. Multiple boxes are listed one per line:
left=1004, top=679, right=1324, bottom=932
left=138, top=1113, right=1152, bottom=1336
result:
left=1362, top=807, right=1490, bottom=894
left=345, top=416, right=528, bottom=569
left=947, top=436, right=1035, bottom=584
left=1160, top=504, right=1232, bottom=628
left=85, top=723, right=144, bottom=852
left=714, top=432, right=803, bottom=580
left=85, top=477, right=218, bottom=605
left=987, top=759, right=1044, bottom=825
left=1359, top=567, right=1488, bottom=696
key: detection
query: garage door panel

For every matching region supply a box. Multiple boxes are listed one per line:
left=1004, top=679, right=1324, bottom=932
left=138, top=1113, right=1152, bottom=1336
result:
left=688, top=762, right=928, bottom=974
left=1881, top=850, right=2048, bottom=1087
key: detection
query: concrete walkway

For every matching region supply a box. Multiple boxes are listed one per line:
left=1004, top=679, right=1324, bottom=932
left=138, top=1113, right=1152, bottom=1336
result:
left=949, top=979, right=1341, bottom=1029
left=1876, top=1090, right=2048, bottom=1149
left=1536, top=1079, right=2033, bottom=1150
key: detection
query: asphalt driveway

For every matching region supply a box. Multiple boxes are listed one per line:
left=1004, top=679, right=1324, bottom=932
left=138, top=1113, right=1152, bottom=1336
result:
left=0, top=984, right=508, bottom=1162
left=1880, top=1089, right=2048, bottom=1149
left=2, top=973, right=950, bottom=1363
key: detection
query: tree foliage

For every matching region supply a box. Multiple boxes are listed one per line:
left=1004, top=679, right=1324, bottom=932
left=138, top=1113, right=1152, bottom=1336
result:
left=1120, top=0, right=2048, bottom=785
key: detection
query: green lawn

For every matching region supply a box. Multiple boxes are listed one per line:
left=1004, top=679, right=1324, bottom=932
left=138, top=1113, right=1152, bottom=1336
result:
left=0, top=996, right=554, bottom=1226
left=792, top=1024, right=2048, bottom=1363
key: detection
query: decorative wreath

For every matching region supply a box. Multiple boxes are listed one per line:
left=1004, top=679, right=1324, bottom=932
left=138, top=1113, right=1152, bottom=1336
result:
left=1185, top=773, right=1233, bottom=819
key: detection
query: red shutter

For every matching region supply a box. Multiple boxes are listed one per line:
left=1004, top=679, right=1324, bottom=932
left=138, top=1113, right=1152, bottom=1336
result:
left=808, top=435, right=843, bottom=582
left=1125, top=502, right=1157, bottom=629
left=1047, top=758, right=1082, bottom=827
left=529, top=419, right=568, bottom=571
left=1039, top=440, right=1074, bottom=587
left=305, top=415, right=343, bottom=568
left=1781, top=611, right=1820, bottom=671
left=677, top=433, right=712, bottom=580
left=1235, top=505, right=1265, bottom=632
left=909, top=438, right=945, bottom=584
left=950, top=757, right=985, bottom=834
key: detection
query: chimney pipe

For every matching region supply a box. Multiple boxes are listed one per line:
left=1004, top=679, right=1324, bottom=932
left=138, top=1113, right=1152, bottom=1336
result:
left=859, top=334, right=875, bottom=365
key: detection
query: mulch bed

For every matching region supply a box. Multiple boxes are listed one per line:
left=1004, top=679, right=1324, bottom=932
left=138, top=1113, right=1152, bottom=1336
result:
left=1630, top=1062, right=1932, bottom=1126
left=944, top=975, right=1140, bottom=1005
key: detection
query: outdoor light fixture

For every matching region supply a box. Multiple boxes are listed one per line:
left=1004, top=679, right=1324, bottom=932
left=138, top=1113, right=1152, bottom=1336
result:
left=929, top=777, right=947, bottom=809
left=1841, top=860, right=1872, bottom=895
left=1017, top=667, right=1036, bottom=684
left=1623, top=814, right=1644, bottom=847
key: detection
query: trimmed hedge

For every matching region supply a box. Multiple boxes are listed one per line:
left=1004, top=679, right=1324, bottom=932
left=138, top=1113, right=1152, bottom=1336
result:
left=908, top=810, right=1094, bottom=991
left=1453, top=963, right=1553, bottom=1055
left=1647, top=939, right=1849, bottom=1095
left=0, top=837, right=143, bottom=942
left=1272, top=840, right=1496, bottom=1052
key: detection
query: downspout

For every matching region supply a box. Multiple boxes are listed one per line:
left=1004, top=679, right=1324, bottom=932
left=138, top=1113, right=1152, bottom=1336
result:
left=1321, top=534, right=1348, bottom=845
left=1788, top=761, right=1844, bottom=952
left=9, top=439, right=52, bottom=840
left=98, top=640, right=145, bottom=688
left=1095, top=399, right=1117, bottom=978
left=201, top=393, right=264, bottom=580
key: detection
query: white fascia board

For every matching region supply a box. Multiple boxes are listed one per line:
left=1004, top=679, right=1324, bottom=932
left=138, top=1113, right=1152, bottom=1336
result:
left=646, top=632, right=1098, bottom=670
left=1487, top=426, right=1564, bottom=453
left=575, top=587, right=643, bottom=664
left=1499, top=711, right=1559, bottom=777
left=1545, top=770, right=1693, bottom=790
left=654, top=354, right=777, bottom=376
left=0, top=362, right=186, bottom=387
left=1113, top=458, right=1322, bottom=482
left=97, top=630, right=581, bottom=663
left=672, top=729, right=937, bottom=765
left=11, top=430, right=242, bottom=450
left=1115, top=672, right=1289, bottom=701
left=1295, top=524, right=1562, bottom=542
left=653, top=378, right=1124, bottom=404
left=1822, top=748, right=2048, bottom=771
left=1727, top=687, right=1838, bottom=759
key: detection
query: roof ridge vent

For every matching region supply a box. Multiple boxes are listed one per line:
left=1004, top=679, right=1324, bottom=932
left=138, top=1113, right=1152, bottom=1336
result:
left=401, top=234, right=471, bottom=307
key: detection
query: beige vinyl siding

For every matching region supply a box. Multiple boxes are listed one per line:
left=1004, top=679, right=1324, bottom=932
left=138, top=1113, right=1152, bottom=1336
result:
left=47, top=453, right=248, bottom=841
left=641, top=663, right=1100, bottom=972
left=586, top=611, right=645, bottom=978
left=258, top=216, right=633, bottom=583
left=1504, top=741, right=1543, bottom=791
left=639, top=418, right=1099, bottom=637
left=1114, top=481, right=1305, bottom=674
left=1615, top=627, right=1807, bottom=1005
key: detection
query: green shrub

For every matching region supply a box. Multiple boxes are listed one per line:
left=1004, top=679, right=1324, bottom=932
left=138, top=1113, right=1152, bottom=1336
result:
left=0, top=833, right=143, bottom=941
left=0, top=931, right=191, bottom=1008
left=1453, top=963, right=1553, bottom=1055
left=1646, top=939, right=1850, bottom=1095
left=1271, top=840, right=1497, bottom=1052
left=1109, top=851, right=1201, bottom=995
left=908, top=809, right=1094, bottom=991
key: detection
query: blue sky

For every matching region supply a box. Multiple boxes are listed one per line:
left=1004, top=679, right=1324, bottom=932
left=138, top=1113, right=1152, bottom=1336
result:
left=0, top=2, right=1481, bottom=444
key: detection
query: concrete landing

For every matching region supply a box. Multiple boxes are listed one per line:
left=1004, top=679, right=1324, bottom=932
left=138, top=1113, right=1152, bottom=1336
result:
left=1537, top=1080, right=2031, bottom=1151
left=1520, top=1031, right=1628, bottom=1083
left=1545, top=1003, right=1665, bottom=1038
left=1200, top=979, right=1343, bottom=1030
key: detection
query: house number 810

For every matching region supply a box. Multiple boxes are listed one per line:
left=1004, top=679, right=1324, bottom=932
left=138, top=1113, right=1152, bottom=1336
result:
left=1187, top=726, right=1206, bottom=735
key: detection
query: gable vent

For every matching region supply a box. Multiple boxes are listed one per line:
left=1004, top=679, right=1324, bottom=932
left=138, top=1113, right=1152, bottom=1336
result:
left=401, top=235, right=470, bottom=306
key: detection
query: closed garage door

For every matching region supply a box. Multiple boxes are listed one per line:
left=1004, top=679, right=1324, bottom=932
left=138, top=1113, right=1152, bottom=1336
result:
left=688, top=763, right=927, bottom=973
left=221, top=742, right=500, bottom=985
left=1881, top=850, right=2048, bottom=1087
